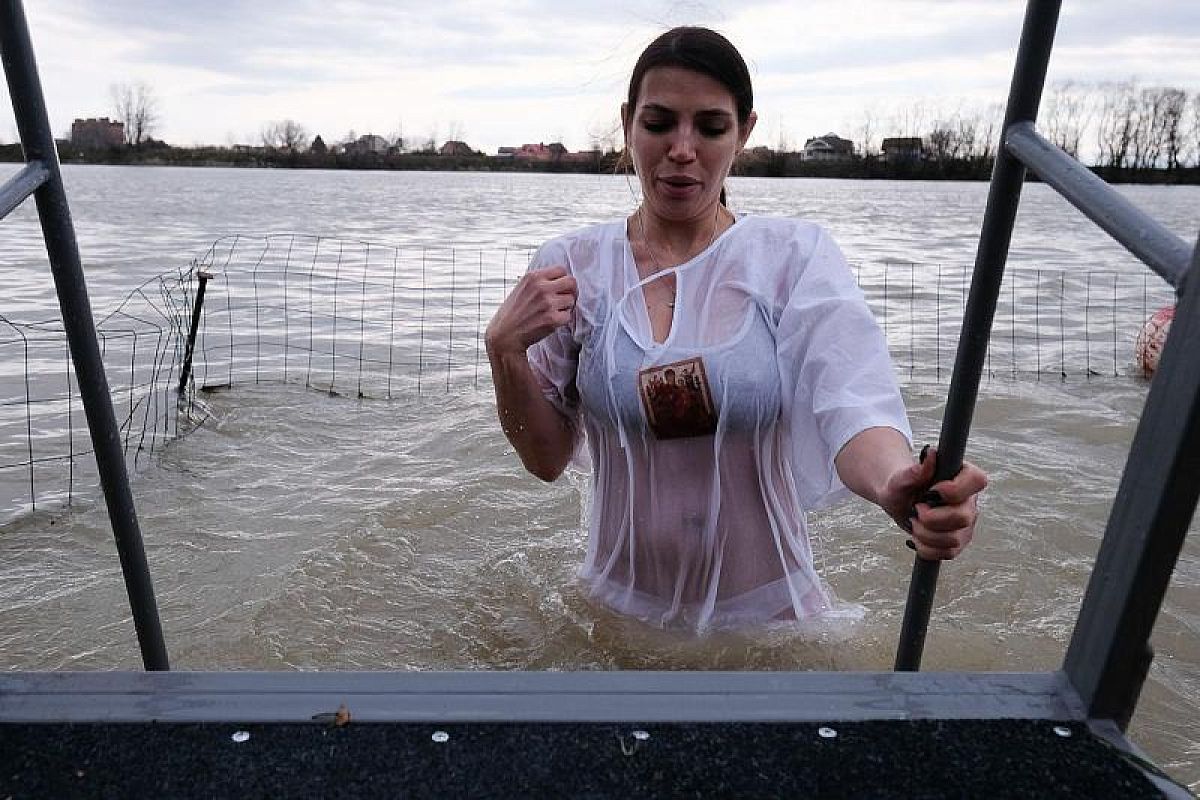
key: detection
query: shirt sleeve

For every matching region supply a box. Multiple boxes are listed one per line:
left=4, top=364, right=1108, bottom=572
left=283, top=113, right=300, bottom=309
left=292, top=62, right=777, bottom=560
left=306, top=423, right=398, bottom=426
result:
left=775, top=225, right=912, bottom=510
left=523, top=241, right=582, bottom=427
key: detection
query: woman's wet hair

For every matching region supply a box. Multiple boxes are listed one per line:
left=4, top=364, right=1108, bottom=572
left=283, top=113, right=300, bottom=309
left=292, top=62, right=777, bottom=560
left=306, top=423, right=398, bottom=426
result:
left=626, top=26, right=753, bottom=128
left=623, top=26, right=753, bottom=206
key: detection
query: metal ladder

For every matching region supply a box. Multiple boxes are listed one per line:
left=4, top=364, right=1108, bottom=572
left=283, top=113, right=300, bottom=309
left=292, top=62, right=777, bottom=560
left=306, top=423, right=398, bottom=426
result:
left=897, top=0, right=1199, bottom=729
left=0, top=0, right=167, bottom=669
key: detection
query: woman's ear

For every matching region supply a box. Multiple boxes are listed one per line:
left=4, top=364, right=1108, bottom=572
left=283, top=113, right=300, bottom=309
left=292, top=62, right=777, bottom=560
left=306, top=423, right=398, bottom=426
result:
left=738, top=110, right=758, bottom=150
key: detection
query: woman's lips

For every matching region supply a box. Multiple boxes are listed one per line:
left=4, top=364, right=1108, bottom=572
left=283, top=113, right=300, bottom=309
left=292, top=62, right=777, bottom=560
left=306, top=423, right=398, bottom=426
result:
left=657, top=177, right=702, bottom=200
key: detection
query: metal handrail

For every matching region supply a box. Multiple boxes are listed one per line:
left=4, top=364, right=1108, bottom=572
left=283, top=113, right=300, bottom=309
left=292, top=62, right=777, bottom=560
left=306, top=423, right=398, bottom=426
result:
left=1005, top=122, right=1192, bottom=289
left=0, top=0, right=168, bottom=670
left=895, top=0, right=1061, bottom=671
left=896, top=0, right=1200, bottom=735
left=0, top=157, right=47, bottom=218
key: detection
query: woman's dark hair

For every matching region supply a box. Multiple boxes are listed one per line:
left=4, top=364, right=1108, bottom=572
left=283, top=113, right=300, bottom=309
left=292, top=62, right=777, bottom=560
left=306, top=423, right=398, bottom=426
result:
left=623, top=26, right=753, bottom=206
left=626, top=26, right=753, bottom=128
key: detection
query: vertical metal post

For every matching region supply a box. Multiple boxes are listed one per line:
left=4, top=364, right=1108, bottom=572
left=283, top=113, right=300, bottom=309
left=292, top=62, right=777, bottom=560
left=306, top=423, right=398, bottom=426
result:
left=0, top=0, right=169, bottom=670
left=178, top=271, right=212, bottom=394
left=1064, top=234, right=1200, bottom=729
left=895, top=0, right=1061, bottom=671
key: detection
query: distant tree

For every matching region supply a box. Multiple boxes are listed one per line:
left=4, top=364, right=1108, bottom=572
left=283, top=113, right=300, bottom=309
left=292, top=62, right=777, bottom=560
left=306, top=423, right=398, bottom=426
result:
left=1129, top=87, right=1164, bottom=169
left=1141, top=87, right=1188, bottom=170
left=952, top=115, right=974, bottom=160
left=890, top=100, right=928, bottom=140
left=1190, top=92, right=1200, bottom=167
left=585, top=116, right=622, bottom=155
left=310, top=134, right=327, bottom=154
left=1159, top=88, right=1188, bottom=170
left=260, top=119, right=309, bottom=151
left=422, top=123, right=439, bottom=153
left=1043, top=80, right=1092, bottom=159
left=1095, top=81, right=1138, bottom=168
left=925, top=122, right=957, bottom=162
left=976, top=103, right=1003, bottom=163
left=855, top=109, right=879, bottom=159
left=109, top=82, right=160, bottom=146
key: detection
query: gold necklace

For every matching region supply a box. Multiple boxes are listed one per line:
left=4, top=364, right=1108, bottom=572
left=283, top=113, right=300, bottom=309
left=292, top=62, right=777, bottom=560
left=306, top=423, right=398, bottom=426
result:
left=637, top=205, right=722, bottom=309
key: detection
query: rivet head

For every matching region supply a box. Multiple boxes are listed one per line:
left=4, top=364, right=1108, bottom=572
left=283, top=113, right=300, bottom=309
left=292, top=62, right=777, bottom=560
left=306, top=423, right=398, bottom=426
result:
left=432, top=731, right=450, bottom=743
left=1052, top=725, right=1072, bottom=738
left=818, top=727, right=837, bottom=739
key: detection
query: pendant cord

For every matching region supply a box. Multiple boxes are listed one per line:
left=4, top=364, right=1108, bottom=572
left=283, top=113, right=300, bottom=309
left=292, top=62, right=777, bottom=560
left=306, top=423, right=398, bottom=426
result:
left=636, top=204, right=722, bottom=308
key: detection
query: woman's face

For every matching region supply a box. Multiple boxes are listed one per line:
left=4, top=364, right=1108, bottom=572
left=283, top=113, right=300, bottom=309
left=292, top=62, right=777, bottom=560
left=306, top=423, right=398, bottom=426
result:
left=623, top=66, right=756, bottom=224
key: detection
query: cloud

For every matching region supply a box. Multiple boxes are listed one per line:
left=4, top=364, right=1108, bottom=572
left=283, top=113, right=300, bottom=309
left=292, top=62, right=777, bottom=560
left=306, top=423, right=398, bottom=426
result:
left=2, top=0, right=1198, bottom=151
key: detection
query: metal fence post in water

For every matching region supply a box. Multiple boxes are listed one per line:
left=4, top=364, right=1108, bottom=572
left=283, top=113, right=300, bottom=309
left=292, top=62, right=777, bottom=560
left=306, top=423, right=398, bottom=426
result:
left=894, top=0, right=1061, bottom=671
left=0, top=0, right=169, bottom=670
left=178, top=270, right=213, bottom=395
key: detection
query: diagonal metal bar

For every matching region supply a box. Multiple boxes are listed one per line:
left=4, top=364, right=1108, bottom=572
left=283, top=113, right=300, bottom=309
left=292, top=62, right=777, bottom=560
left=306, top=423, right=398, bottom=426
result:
left=0, top=0, right=169, bottom=670
left=1064, top=231, right=1200, bottom=729
left=894, top=0, right=1062, bottom=671
left=0, top=157, right=47, bottom=220
left=1005, top=122, right=1192, bottom=289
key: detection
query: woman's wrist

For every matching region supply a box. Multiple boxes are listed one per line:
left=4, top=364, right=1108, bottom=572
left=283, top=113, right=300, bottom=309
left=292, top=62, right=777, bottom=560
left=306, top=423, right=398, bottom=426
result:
left=485, top=328, right=524, bottom=364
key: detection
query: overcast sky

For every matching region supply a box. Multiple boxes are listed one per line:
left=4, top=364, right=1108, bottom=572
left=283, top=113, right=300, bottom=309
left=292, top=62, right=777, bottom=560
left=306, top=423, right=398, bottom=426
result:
left=4, top=1, right=1199, bottom=154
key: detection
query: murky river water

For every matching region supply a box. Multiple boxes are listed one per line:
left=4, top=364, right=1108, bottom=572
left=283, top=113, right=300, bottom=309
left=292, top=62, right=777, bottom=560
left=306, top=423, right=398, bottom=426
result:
left=1, top=166, right=1198, bottom=788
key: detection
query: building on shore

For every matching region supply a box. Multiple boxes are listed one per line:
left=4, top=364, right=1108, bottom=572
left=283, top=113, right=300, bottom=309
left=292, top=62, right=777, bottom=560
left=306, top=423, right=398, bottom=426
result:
left=511, top=142, right=568, bottom=161
left=70, top=117, right=124, bottom=150
left=343, top=134, right=390, bottom=156
left=801, top=133, right=854, bottom=162
left=881, top=137, right=924, bottom=164
left=439, top=140, right=476, bottom=157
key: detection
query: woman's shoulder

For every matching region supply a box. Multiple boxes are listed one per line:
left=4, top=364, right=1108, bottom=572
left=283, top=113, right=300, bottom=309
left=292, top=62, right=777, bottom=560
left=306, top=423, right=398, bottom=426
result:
left=728, top=216, right=854, bottom=304
left=531, top=220, right=624, bottom=269
left=731, top=214, right=828, bottom=253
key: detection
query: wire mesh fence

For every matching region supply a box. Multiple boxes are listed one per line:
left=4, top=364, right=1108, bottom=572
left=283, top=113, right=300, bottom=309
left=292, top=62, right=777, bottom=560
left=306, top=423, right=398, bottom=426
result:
left=0, top=233, right=1176, bottom=522
left=0, top=265, right=202, bottom=522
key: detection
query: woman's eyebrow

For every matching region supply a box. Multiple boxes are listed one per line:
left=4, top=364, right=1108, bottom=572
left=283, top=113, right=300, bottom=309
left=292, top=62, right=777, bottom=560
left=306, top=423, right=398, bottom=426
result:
left=640, top=104, right=734, bottom=119
left=639, top=103, right=676, bottom=116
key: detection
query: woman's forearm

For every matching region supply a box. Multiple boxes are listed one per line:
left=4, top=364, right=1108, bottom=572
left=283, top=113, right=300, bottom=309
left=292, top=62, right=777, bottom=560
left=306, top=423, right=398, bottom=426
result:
left=487, top=346, right=577, bottom=482
left=834, top=426, right=914, bottom=507
left=835, top=426, right=987, bottom=561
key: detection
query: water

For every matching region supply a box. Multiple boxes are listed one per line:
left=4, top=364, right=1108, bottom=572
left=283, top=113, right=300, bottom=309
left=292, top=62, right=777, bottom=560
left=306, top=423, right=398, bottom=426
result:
left=1, top=166, right=1199, bottom=788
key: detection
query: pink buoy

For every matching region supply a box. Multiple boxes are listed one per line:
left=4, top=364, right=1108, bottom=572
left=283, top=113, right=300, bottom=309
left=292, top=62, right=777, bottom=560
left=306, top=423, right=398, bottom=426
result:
left=1135, top=305, right=1174, bottom=377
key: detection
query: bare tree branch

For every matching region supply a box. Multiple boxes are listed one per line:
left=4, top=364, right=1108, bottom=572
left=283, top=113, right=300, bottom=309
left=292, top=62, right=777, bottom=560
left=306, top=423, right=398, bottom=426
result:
left=260, top=119, right=309, bottom=151
left=109, top=81, right=160, bottom=146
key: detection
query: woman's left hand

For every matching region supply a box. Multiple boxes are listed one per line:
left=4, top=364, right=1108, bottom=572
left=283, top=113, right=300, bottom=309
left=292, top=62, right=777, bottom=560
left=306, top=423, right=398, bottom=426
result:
left=880, top=446, right=988, bottom=561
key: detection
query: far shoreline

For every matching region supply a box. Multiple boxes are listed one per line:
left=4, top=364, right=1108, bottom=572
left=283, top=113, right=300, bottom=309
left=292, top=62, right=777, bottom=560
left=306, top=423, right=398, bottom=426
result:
left=3, top=144, right=1197, bottom=185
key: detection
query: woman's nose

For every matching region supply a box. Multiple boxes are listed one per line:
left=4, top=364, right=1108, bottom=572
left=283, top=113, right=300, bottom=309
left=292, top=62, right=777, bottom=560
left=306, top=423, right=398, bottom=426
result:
left=667, top=127, right=697, bottom=162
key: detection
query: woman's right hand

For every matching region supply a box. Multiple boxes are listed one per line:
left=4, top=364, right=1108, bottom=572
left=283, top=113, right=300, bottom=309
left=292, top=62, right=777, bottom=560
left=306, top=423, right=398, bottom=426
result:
left=485, top=265, right=578, bottom=358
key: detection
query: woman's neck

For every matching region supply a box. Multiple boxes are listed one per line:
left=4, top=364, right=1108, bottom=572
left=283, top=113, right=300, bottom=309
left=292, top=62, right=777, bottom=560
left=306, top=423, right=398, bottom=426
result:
left=633, top=204, right=731, bottom=268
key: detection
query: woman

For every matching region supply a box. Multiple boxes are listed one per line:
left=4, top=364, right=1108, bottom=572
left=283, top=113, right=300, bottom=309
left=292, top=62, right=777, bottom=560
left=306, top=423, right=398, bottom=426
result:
left=486, top=27, right=987, bottom=630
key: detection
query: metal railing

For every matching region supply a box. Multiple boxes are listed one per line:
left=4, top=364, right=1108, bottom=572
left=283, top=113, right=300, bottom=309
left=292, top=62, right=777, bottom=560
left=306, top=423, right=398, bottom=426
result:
left=0, top=0, right=168, bottom=669
left=896, top=0, right=1199, bottom=734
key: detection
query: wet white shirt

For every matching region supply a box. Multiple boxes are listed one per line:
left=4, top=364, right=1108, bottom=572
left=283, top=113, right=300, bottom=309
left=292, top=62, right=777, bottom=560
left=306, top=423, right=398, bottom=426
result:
left=526, top=215, right=911, bottom=630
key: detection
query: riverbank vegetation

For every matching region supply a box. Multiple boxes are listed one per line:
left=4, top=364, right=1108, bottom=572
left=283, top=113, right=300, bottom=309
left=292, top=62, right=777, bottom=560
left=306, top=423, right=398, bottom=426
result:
left=4, top=78, right=1197, bottom=184
left=4, top=140, right=1196, bottom=185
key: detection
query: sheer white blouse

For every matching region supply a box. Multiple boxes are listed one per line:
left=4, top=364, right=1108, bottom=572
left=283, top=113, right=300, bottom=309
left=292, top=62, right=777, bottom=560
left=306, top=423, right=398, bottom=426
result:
left=526, top=215, right=911, bottom=630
